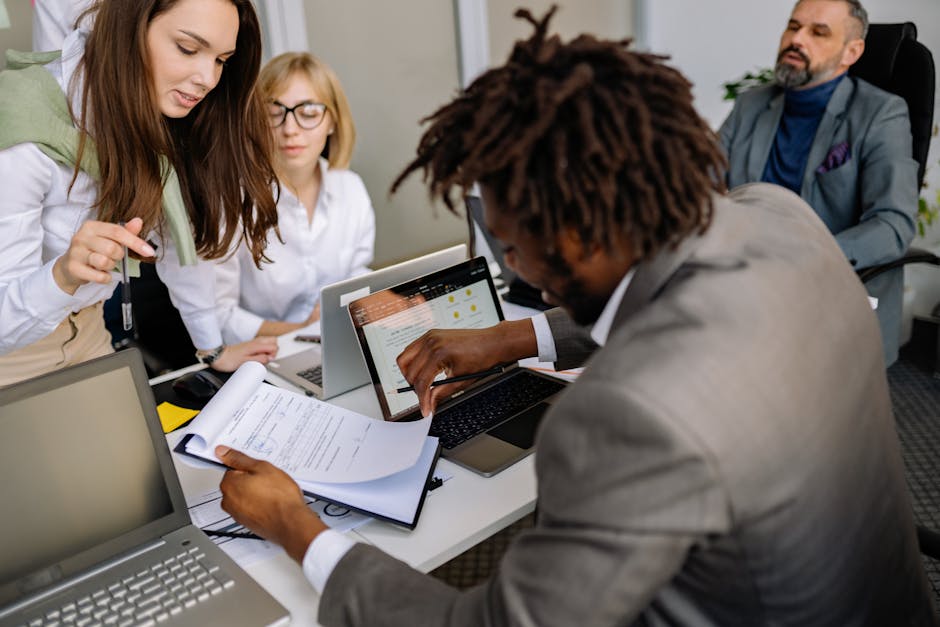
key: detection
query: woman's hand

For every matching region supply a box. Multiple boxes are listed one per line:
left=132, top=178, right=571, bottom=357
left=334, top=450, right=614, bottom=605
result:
left=303, top=303, right=321, bottom=326
left=255, top=303, right=321, bottom=338
left=52, top=217, right=155, bottom=295
left=396, top=319, right=539, bottom=416
left=211, top=337, right=279, bottom=372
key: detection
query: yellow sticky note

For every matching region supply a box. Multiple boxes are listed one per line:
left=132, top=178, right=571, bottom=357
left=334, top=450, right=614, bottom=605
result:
left=157, top=402, right=199, bottom=433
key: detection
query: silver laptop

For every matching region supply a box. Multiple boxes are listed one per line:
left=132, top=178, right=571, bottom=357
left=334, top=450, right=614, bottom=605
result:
left=0, top=350, right=289, bottom=627
left=266, top=244, right=467, bottom=399
left=347, top=257, right=568, bottom=476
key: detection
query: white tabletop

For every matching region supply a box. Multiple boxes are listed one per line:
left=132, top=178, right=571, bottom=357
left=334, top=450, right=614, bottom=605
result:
left=159, top=301, right=543, bottom=626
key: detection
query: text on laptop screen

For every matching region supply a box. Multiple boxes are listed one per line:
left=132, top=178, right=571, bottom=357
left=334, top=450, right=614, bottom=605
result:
left=349, top=259, right=501, bottom=418
left=0, top=367, right=173, bottom=585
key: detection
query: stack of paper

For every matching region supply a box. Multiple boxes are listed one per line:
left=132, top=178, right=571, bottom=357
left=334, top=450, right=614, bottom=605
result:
left=175, top=362, right=440, bottom=528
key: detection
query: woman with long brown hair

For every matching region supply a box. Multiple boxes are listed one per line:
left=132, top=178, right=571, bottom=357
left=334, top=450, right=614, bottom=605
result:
left=0, top=0, right=280, bottom=384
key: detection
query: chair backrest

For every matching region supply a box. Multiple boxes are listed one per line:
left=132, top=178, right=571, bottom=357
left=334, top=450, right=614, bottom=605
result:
left=849, top=22, right=935, bottom=189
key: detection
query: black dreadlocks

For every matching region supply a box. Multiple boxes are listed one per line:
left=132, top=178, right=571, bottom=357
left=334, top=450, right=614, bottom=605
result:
left=392, top=6, right=727, bottom=261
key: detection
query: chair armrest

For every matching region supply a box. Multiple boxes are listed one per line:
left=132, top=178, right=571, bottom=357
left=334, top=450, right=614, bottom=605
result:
left=856, top=248, right=940, bottom=283
left=917, top=524, right=940, bottom=560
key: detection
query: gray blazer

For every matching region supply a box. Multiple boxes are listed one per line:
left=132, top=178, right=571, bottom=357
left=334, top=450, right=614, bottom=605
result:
left=719, top=77, right=918, bottom=366
left=319, top=184, right=934, bottom=626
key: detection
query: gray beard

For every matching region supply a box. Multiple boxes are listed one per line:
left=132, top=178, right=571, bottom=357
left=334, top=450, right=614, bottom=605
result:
left=774, top=61, right=812, bottom=89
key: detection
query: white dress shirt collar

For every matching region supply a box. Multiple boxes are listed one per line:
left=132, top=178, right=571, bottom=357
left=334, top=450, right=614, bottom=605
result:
left=280, top=157, right=335, bottom=215
left=318, top=157, right=335, bottom=201
left=589, top=267, right=637, bottom=347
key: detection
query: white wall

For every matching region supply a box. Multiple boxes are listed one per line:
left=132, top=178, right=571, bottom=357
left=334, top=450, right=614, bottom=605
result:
left=0, top=0, right=32, bottom=69
left=637, top=0, right=940, bottom=130
left=488, top=1, right=632, bottom=67
left=303, top=1, right=466, bottom=268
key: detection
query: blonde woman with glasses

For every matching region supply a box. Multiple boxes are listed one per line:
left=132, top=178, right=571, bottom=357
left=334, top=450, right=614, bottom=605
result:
left=214, top=52, right=375, bottom=342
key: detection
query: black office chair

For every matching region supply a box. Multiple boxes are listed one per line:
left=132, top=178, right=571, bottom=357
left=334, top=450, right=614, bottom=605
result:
left=105, top=262, right=197, bottom=377
left=848, top=23, right=940, bottom=284
left=850, top=25, right=940, bottom=584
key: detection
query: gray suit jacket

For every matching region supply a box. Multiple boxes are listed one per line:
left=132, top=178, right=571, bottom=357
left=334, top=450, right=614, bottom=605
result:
left=719, top=77, right=918, bottom=366
left=319, top=184, right=934, bottom=626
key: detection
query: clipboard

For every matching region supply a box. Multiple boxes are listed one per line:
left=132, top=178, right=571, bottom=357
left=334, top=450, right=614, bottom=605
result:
left=175, top=435, right=441, bottom=530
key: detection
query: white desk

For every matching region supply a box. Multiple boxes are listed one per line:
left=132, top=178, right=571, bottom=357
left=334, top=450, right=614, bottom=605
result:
left=155, top=302, right=542, bottom=626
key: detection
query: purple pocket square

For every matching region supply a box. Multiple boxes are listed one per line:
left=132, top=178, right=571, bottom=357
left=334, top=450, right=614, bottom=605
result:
left=816, top=141, right=851, bottom=174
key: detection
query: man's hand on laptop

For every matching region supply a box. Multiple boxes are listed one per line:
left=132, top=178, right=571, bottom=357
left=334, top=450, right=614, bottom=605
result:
left=397, top=319, right=539, bottom=416
left=217, top=445, right=326, bottom=563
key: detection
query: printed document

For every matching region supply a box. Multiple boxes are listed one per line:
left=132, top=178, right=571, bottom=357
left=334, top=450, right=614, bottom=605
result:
left=182, top=361, right=431, bottom=483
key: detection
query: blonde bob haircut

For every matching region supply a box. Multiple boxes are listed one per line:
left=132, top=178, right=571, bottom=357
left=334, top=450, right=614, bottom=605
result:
left=259, top=52, right=357, bottom=170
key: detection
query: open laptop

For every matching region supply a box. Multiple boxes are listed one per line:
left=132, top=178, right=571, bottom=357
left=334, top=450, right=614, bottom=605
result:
left=266, top=244, right=467, bottom=399
left=0, top=350, right=288, bottom=627
left=347, top=257, right=568, bottom=476
left=465, top=195, right=551, bottom=310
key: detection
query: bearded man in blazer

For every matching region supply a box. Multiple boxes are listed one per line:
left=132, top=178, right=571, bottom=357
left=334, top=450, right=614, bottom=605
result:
left=719, top=0, right=918, bottom=366
left=214, top=7, right=935, bottom=626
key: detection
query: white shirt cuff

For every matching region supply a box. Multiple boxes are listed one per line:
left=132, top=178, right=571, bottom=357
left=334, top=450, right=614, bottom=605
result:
left=222, top=307, right=265, bottom=344
left=29, top=259, right=88, bottom=316
left=179, top=310, right=223, bottom=351
left=530, top=313, right=558, bottom=363
left=301, top=529, right=357, bottom=594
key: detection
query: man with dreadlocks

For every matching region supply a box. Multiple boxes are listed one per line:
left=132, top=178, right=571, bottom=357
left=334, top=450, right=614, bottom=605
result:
left=215, top=7, right=934, bottom=625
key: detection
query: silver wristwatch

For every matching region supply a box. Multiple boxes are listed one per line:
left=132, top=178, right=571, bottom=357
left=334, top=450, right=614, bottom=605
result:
left=195, top=345, right=225, bottom=366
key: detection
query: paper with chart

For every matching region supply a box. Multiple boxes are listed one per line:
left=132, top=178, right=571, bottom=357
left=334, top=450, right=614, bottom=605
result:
left=183, top=361, right=431, bottom=483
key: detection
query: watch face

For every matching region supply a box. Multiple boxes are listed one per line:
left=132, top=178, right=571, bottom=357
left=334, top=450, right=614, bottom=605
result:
left=197, top=347, right=223, bottom=365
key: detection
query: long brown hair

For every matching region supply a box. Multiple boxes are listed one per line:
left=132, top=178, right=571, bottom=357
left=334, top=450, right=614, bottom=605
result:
left=75, top=0, right=278, bottom=266
left=392, top=7, right=727, bottom=262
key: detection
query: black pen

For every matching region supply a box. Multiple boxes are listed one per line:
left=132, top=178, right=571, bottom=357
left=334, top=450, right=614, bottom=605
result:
left=119, top=221, right=133, bottom=331
left=393, top=365, right=506, bottom=394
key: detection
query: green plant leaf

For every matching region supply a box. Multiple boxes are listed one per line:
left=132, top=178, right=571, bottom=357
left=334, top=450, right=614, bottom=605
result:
left=722, top=67, right=774, bottom=100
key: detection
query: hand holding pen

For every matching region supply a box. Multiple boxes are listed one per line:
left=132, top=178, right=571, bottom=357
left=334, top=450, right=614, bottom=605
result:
left=118, top=221, right=133, bottom=332
left=395, top=323, right=539, bottom=416
left=51, top=217, right=155, bottom=295
left=393, top=365, right=506, bottom=394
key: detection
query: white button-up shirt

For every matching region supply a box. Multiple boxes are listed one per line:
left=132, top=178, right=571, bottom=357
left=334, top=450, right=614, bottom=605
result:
left=0, top=29, right=225, bottom=354
left=214, top=159, right=375, bottom=343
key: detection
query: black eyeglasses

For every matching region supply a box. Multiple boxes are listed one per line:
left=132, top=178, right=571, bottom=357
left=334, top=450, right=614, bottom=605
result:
left=267, top=100, right=328, bottom=130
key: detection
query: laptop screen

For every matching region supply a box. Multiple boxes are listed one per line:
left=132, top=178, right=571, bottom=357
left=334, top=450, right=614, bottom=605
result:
left=465, top=195, right=516, bottom=284
left=348, top=257, right=503, bottom=420
left=0, top=351, right=187, bottom=608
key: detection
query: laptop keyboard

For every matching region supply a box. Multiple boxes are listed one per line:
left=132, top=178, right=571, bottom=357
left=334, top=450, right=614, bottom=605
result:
left=430, top=369, right=565, bottom=450
left=21, top=547, right=234, bottom=627
left=297, top=364, right=323, bottom=387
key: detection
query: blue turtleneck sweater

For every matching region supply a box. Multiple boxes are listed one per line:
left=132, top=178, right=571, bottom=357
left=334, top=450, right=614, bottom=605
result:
left=761, top=74, right=846, bottom=194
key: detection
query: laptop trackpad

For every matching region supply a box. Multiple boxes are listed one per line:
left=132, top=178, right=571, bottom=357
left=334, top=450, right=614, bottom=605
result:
left=487, top=402, right=549, bottom=449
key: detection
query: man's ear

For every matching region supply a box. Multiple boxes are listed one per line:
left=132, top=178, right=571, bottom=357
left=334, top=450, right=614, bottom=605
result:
left=842, top=38, right=865, bottom=67
left=556, top=227, right=592, bottom=263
